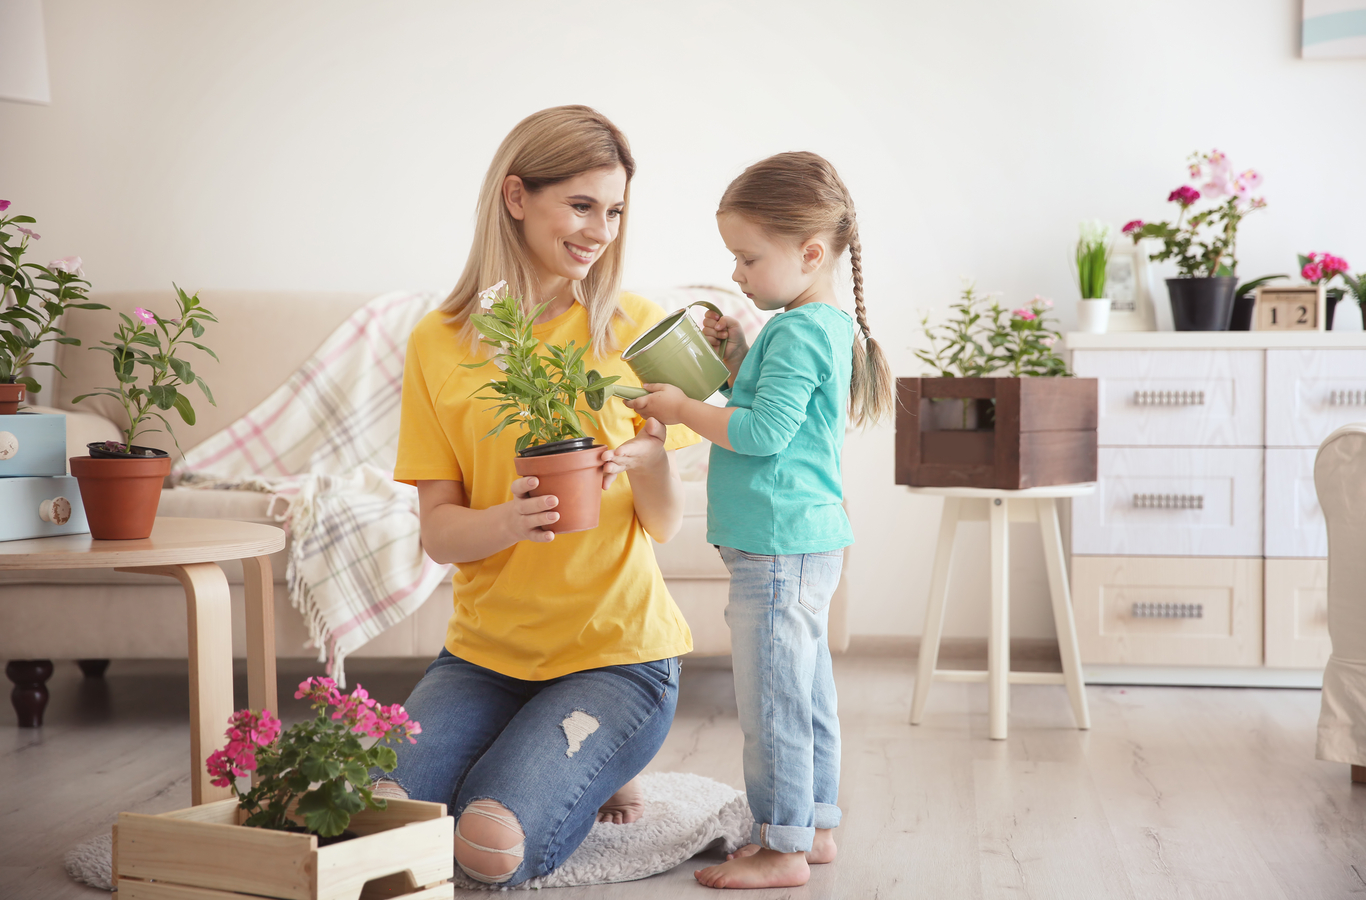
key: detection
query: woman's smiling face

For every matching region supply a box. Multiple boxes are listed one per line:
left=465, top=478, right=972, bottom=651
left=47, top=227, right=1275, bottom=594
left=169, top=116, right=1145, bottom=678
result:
left=504, top=166, right=627, bottom=289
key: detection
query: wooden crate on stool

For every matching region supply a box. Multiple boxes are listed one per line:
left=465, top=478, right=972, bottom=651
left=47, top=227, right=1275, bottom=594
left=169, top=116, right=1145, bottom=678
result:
left=895, top=377, right=1098, bottom=489
left=113, top=797, right=454, bottom=900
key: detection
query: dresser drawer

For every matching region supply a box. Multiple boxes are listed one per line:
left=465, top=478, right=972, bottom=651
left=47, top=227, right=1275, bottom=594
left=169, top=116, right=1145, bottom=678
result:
left=1264, top=558, right=1330, bottom=669
left=0, top=475, right=89, bottom=542
left=1072, top=349, right=1263, bottom=447
left=1072, top=447, right=1263, bottom=557
left=0, top=412, right=67, bottom=477
left=1071, top=556, right=1262, bottom=666
left=1266, top=349, right=1366, bottom=447
left=1265, top=448, right=1325, bottom=558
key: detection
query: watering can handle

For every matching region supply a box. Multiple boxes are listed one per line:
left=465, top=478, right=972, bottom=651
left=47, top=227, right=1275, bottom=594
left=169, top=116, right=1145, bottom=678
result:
left=687, top=300, right=729, bottom=362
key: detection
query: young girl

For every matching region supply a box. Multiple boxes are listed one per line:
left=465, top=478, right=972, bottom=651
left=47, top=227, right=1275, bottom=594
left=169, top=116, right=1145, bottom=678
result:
left=626, top=151, right=893, bottom=889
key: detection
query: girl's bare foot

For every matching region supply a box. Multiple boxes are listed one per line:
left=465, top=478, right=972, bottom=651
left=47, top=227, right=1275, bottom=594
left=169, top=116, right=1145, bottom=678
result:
left=727, top=828, right=838, bottom=864
left=596, top=776, right=646, bottom=824
left=695, top=848, right=810, bottom=889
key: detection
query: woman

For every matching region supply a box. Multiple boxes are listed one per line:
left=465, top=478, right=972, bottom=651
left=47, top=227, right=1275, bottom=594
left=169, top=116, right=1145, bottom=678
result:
left=377, top=106, right=698, bottom=886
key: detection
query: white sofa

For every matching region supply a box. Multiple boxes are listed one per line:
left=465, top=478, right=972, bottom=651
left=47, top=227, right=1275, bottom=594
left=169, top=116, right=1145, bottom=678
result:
left=0, top=290, right=849, bottom=671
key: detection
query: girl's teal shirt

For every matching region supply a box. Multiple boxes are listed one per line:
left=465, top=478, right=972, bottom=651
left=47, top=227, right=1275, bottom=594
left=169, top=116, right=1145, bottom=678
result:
left=706, top=302, right=854, bottom=555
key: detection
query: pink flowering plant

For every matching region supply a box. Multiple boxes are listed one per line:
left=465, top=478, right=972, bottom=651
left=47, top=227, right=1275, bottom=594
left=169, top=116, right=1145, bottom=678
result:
left=0, top=201, right=108, bottom=394
left=1298, top=252, right=1350, bottom=286
left=1123, top=150, right=1267, bottom=277
left=71, top=285, right=217, bottom=455
left=206, top=677, right=421, bottom=838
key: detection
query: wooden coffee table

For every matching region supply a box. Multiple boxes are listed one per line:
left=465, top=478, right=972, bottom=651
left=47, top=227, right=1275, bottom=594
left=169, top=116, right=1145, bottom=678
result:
left=0, top=517, right=285, bottom=804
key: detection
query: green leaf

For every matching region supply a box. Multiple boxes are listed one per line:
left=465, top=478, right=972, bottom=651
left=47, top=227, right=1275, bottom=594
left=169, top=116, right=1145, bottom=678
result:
left=186, top=341, right=219, bottom=361
left=189, top=318, right=204, bottom=338
left=172, top=391, right=195, bottom=425
left=169, top=356, right=193, bottom=383
left=300, top=755, right=343, bottom=783
left=296, top=787, right=351, bottom=837
left=370, top=745, right=398, bottom=771
left=17, top=376, right=40, bottom=393
left=148, top=384, right=177, bottom=409
left=195, top=375, right=216, bottom=406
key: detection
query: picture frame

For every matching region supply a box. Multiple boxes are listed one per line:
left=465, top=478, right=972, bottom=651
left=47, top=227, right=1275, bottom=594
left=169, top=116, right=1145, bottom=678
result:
left=1104, top=243, right=1157, bottom=331
left=1254, top=285, right=1326, bottom=331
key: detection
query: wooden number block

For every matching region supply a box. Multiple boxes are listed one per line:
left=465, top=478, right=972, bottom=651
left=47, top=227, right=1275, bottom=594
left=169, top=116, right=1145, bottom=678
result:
left=1254, top=285, right=1325, bottom=331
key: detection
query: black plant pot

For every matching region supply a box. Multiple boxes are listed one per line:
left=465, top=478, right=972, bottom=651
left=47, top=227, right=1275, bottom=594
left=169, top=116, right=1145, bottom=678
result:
left=1230, top=293, right=1256, bottom=331
left=1167, top=277, right=1238, bottom=332
left=1327, top=288, right=1345, bottom=330
left=516, top=436, right=597, bottom=459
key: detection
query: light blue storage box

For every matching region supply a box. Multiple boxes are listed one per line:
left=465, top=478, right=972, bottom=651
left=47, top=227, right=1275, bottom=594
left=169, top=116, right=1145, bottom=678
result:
left=0, top=475, right=89, bottom=541
left=0, top=412, right=68, bottom=477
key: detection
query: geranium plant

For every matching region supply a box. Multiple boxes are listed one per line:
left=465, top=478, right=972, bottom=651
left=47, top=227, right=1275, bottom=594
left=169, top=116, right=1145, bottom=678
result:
left=1123, top=149, right=1267, bottom=277
left=206, top=677, right=421, bottom=838
left=1075, top=221, right=1112, bottom=300
left=72, top=285, right=217, bottom=455
left=0, top=200, right=108, bottom=395
left=1299, top=251, right=1350, bottom=286
left=463, top=281, right=619, bottom=454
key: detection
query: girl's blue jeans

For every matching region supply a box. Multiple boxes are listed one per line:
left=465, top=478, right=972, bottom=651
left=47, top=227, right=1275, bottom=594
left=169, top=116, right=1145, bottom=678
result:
left=376, top=649, right=679, bottom=886
left=719, top=546, right=844, bottom=854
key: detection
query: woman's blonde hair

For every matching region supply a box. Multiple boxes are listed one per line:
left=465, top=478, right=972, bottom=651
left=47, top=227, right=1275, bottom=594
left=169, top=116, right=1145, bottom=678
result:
left=441, top=105, right=635, bottom=354
left=717, top=151, right=894, bottom=428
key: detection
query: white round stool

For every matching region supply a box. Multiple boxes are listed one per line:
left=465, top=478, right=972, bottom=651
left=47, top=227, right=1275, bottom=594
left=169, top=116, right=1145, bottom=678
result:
left=907, top=483, right=1096, bottom=740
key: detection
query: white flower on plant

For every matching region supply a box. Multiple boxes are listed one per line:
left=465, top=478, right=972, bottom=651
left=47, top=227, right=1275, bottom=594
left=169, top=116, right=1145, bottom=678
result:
left=518, top=409, right=531, bottom=418
left=478, top=280, right=508, bottom=309
left=494, top=358, right=508, bottom=371
left=48, top=256, right=83, bottom=276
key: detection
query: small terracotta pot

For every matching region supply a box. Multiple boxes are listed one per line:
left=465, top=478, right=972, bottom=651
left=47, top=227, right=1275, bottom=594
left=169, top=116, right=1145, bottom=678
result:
left=0, top=383, right=24, bottom=416
left=69, top=453, right=172, bottom=539
left=513, top=443, right=605, bottom=534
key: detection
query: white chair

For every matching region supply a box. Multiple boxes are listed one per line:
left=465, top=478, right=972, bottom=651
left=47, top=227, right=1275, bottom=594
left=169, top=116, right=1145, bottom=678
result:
left=1315, top=423, right=1366, bottom=782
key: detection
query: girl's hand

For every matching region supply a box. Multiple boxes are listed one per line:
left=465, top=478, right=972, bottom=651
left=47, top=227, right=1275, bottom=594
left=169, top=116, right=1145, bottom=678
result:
left=624, top=383, right=688, bottom=426
left=703, top=310, right=749, bottom=381
left=601, top=418, right=668, bottom=490
left=501, top=475, right=560, bottom=543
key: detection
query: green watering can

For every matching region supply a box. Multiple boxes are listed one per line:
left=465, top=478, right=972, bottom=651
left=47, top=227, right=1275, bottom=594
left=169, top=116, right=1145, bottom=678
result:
left=585, top=301, right=730, bottom=410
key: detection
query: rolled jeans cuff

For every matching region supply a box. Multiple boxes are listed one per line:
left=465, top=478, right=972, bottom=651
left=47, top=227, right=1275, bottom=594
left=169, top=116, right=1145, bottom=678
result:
left=751, top=822, right=815, bottom=854
left=814, top=802, right=842, bottom=830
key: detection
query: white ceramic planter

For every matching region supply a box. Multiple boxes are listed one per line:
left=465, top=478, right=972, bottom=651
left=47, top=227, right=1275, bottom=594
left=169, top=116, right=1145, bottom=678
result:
left=1332, top=299, right=1364, bottom=332
left=1077, top=298, right=1111, bottom=334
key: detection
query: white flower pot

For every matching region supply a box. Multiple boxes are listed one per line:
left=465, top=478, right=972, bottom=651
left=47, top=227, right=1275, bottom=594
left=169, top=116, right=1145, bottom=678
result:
left=1332, top=299, right=1364, bottom=332
left=1077, top=298, right=1111, bottom=334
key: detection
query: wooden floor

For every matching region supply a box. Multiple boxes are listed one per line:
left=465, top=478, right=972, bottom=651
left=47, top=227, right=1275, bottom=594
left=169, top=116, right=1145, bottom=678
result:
left=3, top=652, right=1364, bottom=899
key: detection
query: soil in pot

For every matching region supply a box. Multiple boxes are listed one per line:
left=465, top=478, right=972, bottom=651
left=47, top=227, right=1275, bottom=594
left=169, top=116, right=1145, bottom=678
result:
left=0, top=383, right=24, bottom=416
left=69, top=444, right=172, bottom=540
left=1166, top=277, right=1238, bottom=331
left=513, top=440, right=604, bottom=534
left=280, top=825, right=359, bottom=847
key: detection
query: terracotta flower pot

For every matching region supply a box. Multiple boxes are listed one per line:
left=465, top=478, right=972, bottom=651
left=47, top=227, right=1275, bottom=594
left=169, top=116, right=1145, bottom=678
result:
left=69, top=450, right=172, bottom=540
left=0, top=383, right=24, bottom=416
left=513, top=441, right=605, bottom=534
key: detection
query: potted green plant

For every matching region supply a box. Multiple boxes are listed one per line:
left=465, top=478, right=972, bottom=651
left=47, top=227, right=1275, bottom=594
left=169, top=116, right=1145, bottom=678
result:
left=1075, top=221, right=1113, bottom=333
left=1340, top=269, right=1366, bottom=332
left=1230, top=273, right=1288, bottom=331
left=900, top=285, right=1095, bottom=489
left=69, top=286, right=217, bottom=539
left=1123, top=149, right=1267, bottom=332
left=1299, top=252, right=1354, bottom=330
left=113, top=677, right=452, bottom=899
left=464, top=282, right=620, bottom=533
left=0, top=200, right=108, bottom=413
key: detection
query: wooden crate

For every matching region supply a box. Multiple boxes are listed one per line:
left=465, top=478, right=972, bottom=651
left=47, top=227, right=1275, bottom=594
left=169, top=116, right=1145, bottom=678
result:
left=114, top=798, right=454, bottom=900
left=895, top=377, right=1098, bottom=489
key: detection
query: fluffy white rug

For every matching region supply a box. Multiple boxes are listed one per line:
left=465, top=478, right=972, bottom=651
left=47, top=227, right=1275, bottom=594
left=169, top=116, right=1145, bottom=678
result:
left=65, top=772, right=753, bottom=892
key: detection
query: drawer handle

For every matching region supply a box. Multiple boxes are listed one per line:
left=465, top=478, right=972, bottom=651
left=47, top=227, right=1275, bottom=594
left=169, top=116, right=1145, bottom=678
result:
left=0, top=431, right=16, bottom=460
left=1132, top=602, right=1204, bottom=619
left=40, top=497, right=72, bottom=525
left=1133, top=493, right=1205, bottom=510
left=1133, top=390, right=1205, bottom=406
left=1329, top=389, right=1366, bottom=407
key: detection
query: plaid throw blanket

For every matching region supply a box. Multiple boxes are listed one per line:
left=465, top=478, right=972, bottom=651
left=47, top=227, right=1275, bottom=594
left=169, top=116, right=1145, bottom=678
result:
left=171, top=291, right=452, bottom=685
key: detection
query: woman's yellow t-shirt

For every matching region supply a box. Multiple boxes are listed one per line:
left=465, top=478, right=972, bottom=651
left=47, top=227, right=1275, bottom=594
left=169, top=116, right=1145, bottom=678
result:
left=396, top=292, right=699, bottom=680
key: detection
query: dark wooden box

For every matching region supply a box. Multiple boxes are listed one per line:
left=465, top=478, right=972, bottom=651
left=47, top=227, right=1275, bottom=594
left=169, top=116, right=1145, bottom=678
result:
left=895, top=377, right=1098, bottom=489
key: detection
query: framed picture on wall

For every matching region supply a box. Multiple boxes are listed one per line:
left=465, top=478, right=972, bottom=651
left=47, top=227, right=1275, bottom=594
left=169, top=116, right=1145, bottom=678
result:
left=1302, top=1, right=1366, bottom=59
left=1105, top=243, right=1157, bottom=331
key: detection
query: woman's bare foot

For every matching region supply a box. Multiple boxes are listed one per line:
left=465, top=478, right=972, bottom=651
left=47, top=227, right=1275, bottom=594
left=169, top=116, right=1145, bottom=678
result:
left=696, top=848, right=810, bottom=889
left=727, top=828, right=838, bottom=864
left=596, top=777, right=646, bottom=824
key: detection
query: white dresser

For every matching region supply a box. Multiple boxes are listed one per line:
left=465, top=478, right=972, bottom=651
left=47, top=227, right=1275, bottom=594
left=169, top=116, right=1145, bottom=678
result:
left=1065, top=332, right=1366, bottom=686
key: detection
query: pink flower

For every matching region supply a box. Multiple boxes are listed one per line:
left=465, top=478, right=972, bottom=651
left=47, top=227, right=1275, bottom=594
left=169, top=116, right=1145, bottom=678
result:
left=1122, top=219, right=1144, bottom=235
left=1323, top=253, right=1350, bottom=276
left=1205, top=149, right=1230, bottom=176
left=48, top=256, right=83, bottom=276
left=0, top=200, right=10, bottom=212
left=1302, top=262, right=1324, bottom=282
left=1167, top=186, right=1200, bottom=206
left=133, top=307, right=156, bottom=325
left=1232, top=169, right=1262, bottom=196
left=14, top=225, right=39, bottom=239
left=1188, top=163, right=1202, bottom=179
left=1041, top=336, right=1056, bottom=347
left=1201, top=177, right=1231, bottom=200
left=1012, top=308, right=1037, bottom=320
left=1249, top=197, right=1267, bottom=210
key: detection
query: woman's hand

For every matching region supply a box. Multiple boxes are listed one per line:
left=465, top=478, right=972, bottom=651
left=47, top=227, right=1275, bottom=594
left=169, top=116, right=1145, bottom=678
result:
left=703, top=309, right=749, bottom=382
left=624, top=383, right=688, bottom=426
left=601, top=418, right=668, bottom=490
left=500, top=476, right=560, bottom=544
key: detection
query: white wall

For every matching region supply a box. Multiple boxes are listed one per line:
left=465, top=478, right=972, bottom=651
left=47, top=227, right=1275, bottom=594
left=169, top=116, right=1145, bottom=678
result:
left=4, top=0, right=1365, bottom=640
